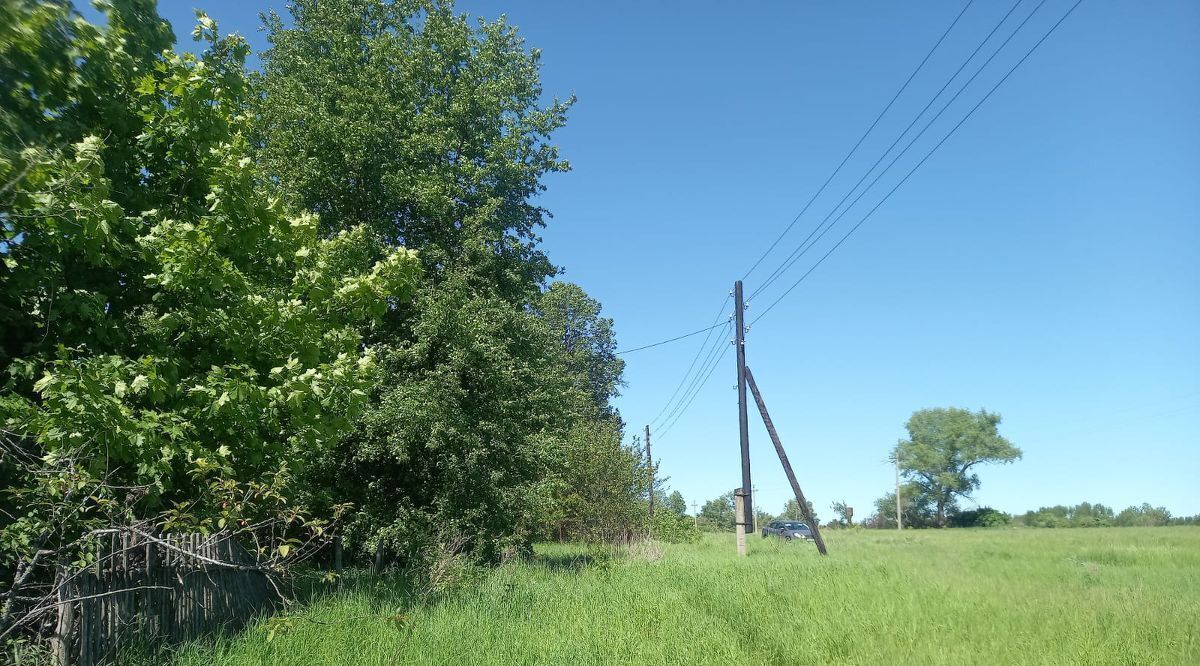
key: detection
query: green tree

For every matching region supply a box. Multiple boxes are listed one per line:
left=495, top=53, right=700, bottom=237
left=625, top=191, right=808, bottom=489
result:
left=1114, top=503, right=1171, bottom=527
left=895, top=408, right=1021, bottom=527
left=325, top=272, right=584, bottom=563
left=777, top=499, right=819, bottom=525
left=534, top=282, right=624, bottom=415
left=699, top=493, right=735, bottom=532
left=0, top=3, right=420, bottom=635
left=866, top=483, right=943, bottom=529
left=252, top=0, right=603, bottom=567
left=664, top=491, right=688, bottom=518
left=256, top=0, right=572, bottom=301
left=830, top=501, right=854, bottom=527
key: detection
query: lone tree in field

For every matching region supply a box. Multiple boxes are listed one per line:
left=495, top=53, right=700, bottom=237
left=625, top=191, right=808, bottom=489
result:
left=895, top=408, right=1021, bottom=527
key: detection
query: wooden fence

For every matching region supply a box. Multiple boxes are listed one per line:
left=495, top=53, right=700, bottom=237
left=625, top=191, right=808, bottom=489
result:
left=61, top=530, right=279, bottom=665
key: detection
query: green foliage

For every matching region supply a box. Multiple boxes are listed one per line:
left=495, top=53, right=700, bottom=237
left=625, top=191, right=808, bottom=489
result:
left=698, top=492, right=734, bottom=532
left=534, top=282, right=624, bottom=415
left=895, top=407, right=1021, bottom=526
left=950, top=507, right=1011, bottom=528
left=775, top=498, right=819, bottom=525
left=663, top=491, right=688, bottom=518
left=1114, top=503, right=1171, bottom=527
left=327, top=271, right=583, bottom=564
left=1020, top=502, right=1116, bottom=528
left=829, top=501, right=854, bottom=527
left=649, top=510, right=701, bottom=544
left=864, top=482, right=945, bottom=529
left=0, top=0, right=419, bottom=618
left=251, top=0, right=630, bottom=570
left=256, top=0, right=572, bottom=302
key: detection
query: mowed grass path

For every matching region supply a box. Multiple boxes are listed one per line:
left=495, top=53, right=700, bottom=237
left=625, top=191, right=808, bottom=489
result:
left=175, top=528, right=1200, bottom=665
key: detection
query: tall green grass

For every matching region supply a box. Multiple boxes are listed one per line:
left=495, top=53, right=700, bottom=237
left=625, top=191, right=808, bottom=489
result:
left=174, top=528, right=1200, bottom=665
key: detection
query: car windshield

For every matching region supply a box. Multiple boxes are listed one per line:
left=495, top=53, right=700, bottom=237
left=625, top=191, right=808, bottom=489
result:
left=784, top=523, right=808, bottom=531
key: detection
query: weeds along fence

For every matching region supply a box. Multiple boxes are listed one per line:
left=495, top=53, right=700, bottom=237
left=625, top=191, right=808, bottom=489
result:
left=54, top=530, right=280, bottom=666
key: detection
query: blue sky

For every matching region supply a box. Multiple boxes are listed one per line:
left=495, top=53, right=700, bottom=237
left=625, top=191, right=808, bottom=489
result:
left=132, top=1, right=1198, bottom=518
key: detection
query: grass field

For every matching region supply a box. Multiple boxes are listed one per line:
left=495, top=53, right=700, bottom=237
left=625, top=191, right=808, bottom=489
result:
left=173, top=528, right=1200, bottom=665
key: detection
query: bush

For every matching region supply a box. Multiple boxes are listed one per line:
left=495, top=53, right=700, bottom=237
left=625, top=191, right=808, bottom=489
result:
left=951, top=507, right=1011, bottom=528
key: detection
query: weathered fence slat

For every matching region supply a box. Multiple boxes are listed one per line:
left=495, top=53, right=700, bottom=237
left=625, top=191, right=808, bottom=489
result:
left=61, top=530, right=278, bottom=666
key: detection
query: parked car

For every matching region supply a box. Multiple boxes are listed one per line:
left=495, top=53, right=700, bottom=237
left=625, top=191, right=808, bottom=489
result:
left=762, top=520, right=814, bottom=541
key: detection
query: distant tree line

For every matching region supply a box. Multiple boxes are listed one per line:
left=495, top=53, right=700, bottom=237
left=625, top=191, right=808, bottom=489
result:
left=692, top=406, right=1194, bottom=532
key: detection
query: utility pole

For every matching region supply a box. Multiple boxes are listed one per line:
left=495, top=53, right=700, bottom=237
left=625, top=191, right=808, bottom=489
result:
left=645, top=424, right=654, bottom=520
left=752, top=484, right=759, bottom=533
left=734, top=281, right=753, bottom=532
left=895, top=452, right=903, bottom=531
left=734, top=488, right=748, bottom=557
left=691, top=501, right=699, bottom=527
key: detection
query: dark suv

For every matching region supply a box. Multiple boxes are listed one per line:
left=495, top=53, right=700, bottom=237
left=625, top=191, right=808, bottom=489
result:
left=762, top=520, right=813, bottom=541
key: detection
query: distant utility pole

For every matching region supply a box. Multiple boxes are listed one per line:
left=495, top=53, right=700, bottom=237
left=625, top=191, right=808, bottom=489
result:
left=645, top=424, right=654, bottom=519
left=733, top=281, right=754, bottom=533
left=895, top=452, right=903, bottom=531
left=691, top=501, right=699, bottom=527
left=752, top=484, right=759, bottom=533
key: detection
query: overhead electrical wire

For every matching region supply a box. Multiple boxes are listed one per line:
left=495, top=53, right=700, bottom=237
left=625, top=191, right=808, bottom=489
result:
left=648, top=294, right=732, bottom=426
left=741, top=0, right=977, bottom=283
left=655, top=318, right=731, bottom=434
left=657, top=331, right=733, bottom=441
left=619, top=321, right=729, bottom=357
left=612, top=1, right=981, bottom=359
left=749, top=0, right=1085, bottom=326
left=748, top=0, right=1027, bottom=302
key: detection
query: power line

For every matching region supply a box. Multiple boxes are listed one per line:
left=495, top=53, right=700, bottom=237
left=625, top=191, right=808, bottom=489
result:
left=619, top=2, right=980, bottom=359
left=741, top=0, right=977, bottom=283
left=750, top=0, right=1085, bottom=326
left=658, top=339, right=732, bottom=441
left=656, top=319, right=731, bottom=435
left=649, top=294, right=732, bottom=426
left=615, top=319, right=728, bottom=355
left=748, top=0, right=1027, bottom=302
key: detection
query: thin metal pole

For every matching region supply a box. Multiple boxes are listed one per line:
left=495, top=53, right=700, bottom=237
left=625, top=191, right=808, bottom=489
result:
left=734, top=281, right=754, bottom=530
left=744, top=366, right=828, bottom=555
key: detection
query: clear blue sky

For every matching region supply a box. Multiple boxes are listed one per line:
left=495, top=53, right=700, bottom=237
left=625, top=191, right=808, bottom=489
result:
left=134, top=1, right=1198, bottom=518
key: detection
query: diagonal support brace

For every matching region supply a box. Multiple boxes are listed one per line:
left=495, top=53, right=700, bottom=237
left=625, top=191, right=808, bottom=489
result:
left=744, top=366, right=828, bottom=555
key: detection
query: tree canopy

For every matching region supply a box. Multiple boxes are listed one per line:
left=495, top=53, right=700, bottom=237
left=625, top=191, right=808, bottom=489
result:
left=895, top=408, right=1021, bottom=526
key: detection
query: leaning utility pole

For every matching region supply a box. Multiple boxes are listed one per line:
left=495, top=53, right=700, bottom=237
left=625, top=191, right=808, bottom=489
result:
left=733, top=281, right=754, bottom=532
left=645, top=424, right=654, bottom=519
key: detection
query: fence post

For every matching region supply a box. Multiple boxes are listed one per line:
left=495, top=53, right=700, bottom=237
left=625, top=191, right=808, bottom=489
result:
left=50, top=565, right=73, bottom=666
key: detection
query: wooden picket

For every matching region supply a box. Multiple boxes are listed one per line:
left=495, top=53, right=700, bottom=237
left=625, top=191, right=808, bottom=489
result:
left=64, top=530, right=278, bottom=666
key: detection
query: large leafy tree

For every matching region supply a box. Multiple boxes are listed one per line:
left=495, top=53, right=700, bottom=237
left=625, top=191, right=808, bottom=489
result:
left=895, top=408, right=1021, bottom=527
left=253, top=0, right=625, bottom=565
left=699, top=492, right=735, bottom=532
left=321, top=272, right=587, bottom=563
left=534, top=282, right=625, bottom=416
left=256, top=0, right=572, bottom=301
left=0, top=1, right=420, bottom=628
